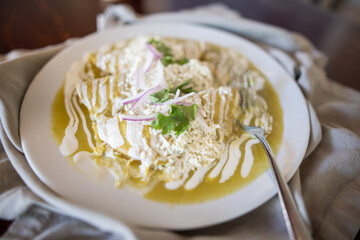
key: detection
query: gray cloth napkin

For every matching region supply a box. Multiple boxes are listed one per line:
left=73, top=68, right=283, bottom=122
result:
left=1, top=3, right=359, bottom=240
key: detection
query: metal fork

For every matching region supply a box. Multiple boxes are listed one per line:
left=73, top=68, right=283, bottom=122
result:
left=233, top=72, right=312, bottom=240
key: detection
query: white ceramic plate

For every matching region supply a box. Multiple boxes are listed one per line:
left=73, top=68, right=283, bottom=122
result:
left=20, top=23, right=309, bottom=230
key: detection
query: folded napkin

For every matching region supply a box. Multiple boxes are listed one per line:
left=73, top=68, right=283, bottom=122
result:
left=1, top=3, right=359, bottom=240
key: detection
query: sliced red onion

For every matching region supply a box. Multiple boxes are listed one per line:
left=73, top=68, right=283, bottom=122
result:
left=117, top=45, right=169, bottom=112
left=136, top=43, right=160, bottom=88
left=119, top=84, right=162, bottom=105
left=146, top=42, right=162, bottom=59
left=137, top=58, right=167, bottom=91
left=175, top=101, right=193, bottom=106
left=121, top=116, right=156, bottom=121
left=129, top=85, right=162, bottom=111
left=144, top=57, right=155, bottom=73
left=119, top=94, right=142, bottom=105
left=148, top=92, right=195, bottom=106
left=143, top=49, right=156, bottom=74
left=118, top=114, right=156, bottom=121
left=164, top=92, right=195, bottom=105
left=136, top=50, right=154, bottom=88
left=196, top=110, right=210, bottom=131
left=175, top=89, right=180, bottom=98
left=154, top=60, right=168, bottom=88
left=150, top=102, right=164, bottom=106
left=148, top=89, right=179, bottom=106
left=118, top=105, right=171, bottom=122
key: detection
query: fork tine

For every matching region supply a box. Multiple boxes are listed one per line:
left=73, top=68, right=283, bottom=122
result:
left=232, top=70, right=262, bottom=116
left=241, top=73, right=253, bottom=113
left=233, top=73, right=313, bottom=240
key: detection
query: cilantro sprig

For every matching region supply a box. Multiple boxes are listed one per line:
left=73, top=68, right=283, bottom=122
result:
left=148, top=38, right=189, bottom=66
left=173, top=80, right=195, bottom=94
left=150, top=88, right=171, bottom=103
left=149, top=80, right=195, bottom=103
left=151, top=104, right=198, bottom=136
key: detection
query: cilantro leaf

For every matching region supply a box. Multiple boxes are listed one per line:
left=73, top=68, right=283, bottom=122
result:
left=170, top=79, right=195, bottom=94
left=150, top=80, right=196, bottom=103
left=149, top=38, right=172, bottom=57
left=176, top=104, right=198, bottom=121
left=151, top=112, right=174, bottom=135
left=175, top=57, right=189, bottom=65
left=151, top=104, right=198, bottom=136
left=148, top=39, right=189, bottom=66
left=161, top=56, right=174, bottom=67
left=149, top=89, right=171, bottom=103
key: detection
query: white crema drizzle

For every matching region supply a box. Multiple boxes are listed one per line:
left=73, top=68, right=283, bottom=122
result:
left=59, top=63, right=81, bottom=156
left=59, top=39, right=272, bottom=192
left=61, top=70, right=269, bottom=190
left=60, top=62, right=95, bottom=157
left=165, top=88, right=269, bottom=190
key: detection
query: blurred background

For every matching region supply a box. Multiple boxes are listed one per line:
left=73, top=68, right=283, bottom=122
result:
left=0, top=0, right=359, bottom=90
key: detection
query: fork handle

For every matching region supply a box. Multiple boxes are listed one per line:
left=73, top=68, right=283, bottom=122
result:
left=255, top=133, right=312, bottom=240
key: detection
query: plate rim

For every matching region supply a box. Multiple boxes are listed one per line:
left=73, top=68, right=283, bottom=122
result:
left=20, top=22, right=310, bottom=230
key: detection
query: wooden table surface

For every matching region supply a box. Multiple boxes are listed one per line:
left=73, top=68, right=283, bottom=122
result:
left=0, top=0, right=359, bottom=236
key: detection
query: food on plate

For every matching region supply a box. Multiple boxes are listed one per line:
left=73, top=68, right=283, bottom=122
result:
left=51, top=36, right=283, bottom=203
